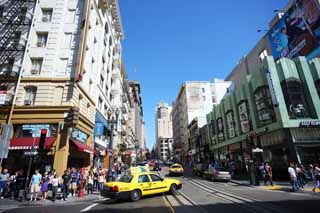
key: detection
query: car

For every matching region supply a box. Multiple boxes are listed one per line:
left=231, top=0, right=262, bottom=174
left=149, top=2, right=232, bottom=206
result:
left=153, top=162, right=162, bottom=171
left=101, top=168, right=182, bottom=202
left=203, top=166, right=231, bottom=182
left=192, top=163, right=208, bottom=177
left=169, top=164, right=184, bottom=176
left=165, top=160, right=174, bottom=166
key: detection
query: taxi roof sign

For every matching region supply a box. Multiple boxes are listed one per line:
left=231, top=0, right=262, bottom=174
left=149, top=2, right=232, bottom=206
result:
left=130, top=166, right=150, bottom=174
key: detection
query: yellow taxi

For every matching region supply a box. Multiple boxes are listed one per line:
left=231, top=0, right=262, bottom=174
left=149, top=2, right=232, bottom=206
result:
left=169, top=164, right=184, bottom=176
left=101, top=166, right=182, bottom=201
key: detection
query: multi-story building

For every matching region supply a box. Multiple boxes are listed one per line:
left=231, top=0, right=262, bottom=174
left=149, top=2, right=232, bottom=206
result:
left=155, top=101, right=173, bottom=161
left=206, top=0, right=320, bottom=178
left=128, top=80, right=145, bottom=162
left=171, top=80, right=231, bottom=162
left=0, top=0, right=126, bottom=175
left=207, top=56, right=320, bottom=177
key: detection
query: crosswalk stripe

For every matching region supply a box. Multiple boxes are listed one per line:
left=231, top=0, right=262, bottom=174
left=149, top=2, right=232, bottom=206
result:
left=166, top=195, right=180, bottom=207
left=176, top=194, right=192, bottom=206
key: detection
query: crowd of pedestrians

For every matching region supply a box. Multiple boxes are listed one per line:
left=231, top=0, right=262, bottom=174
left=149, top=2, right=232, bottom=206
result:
left=288, top=162, right=320, bottom=192
left=0, top=163, right=128, bottom=202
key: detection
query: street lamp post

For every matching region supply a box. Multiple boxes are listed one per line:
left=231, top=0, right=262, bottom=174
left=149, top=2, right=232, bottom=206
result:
left=107, top=108, right=120, bottom=182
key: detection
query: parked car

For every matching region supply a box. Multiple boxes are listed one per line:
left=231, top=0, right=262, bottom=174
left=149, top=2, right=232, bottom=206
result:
left=192, top=163, right=208, bottom=177
left=203, top=166, right=231, bottom=182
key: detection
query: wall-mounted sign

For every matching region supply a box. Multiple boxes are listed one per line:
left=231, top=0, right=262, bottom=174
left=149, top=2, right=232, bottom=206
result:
left=264, top=69, right=279, bottom=107
left=299, top=120, right=320, bottom=127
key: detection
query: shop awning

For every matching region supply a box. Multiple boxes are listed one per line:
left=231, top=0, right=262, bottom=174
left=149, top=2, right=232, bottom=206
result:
left=9, top=137, right=56, bottom=150
left=70, top=139, right=95, bottom=154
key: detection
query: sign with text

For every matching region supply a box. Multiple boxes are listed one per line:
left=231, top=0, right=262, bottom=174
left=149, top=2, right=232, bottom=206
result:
left=268, top=0, right=320, bottom=60
left=0, top=124, right=13, bottom=159
left=299, top=120, right=320, bottom=127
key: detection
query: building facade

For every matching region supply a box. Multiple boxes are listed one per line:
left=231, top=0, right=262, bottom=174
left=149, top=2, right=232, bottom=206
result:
left=207, top=56, right=320, bottom=177
left=0, top=0, right=130, bottom=175
left=155, top=101, right=173, bottom=161
left=171, top=81, right=231, bottom=163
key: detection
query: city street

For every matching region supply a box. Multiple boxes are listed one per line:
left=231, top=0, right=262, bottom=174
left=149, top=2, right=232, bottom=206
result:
left=2, top=165, right=320, bottom=213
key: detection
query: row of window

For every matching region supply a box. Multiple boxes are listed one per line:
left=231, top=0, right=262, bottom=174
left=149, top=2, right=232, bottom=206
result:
left=211, top=79, right=320, bottom=142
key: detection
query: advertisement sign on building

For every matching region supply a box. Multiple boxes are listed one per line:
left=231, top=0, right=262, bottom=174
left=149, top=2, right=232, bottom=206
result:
left=264, top=69, right=279, bottom=107
left=268, top=0, right=320, bottom=60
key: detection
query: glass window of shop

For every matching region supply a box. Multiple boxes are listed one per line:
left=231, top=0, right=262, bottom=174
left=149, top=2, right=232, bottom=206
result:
left=71, top=128, right=88, bottom=143
left=254, top=86, right=276, bottom=127
left=226, top=111, right=236, bottom=138
left=315, top=79, right=320, bottom=98
left=281, top=79, right=310, bottom=119
left=216, top=117, right=225, bottom=141
left=13, top=124, right=58, bottom=138
left=238, top=101, right=252, bottom=134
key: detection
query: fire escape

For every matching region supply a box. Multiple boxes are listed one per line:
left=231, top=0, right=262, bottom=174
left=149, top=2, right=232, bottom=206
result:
left=0, top=0, right=35, bottom=109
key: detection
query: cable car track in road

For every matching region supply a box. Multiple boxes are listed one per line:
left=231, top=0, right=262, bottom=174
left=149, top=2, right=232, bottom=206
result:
left=181, top=177, right=285, bottom=213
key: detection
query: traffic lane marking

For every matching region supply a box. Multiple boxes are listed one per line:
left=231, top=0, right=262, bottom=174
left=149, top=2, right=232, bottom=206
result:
left=81, top=203, right=99, bottom=212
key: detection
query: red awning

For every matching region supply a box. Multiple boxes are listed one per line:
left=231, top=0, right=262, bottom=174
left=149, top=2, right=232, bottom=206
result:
left=70, top=139, right=95, bottom=154
left=9, top=137, right=56, bottom=150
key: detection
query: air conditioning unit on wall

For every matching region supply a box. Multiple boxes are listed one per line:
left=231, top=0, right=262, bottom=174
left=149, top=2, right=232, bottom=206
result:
left=24, top=100, right=32, bottom=105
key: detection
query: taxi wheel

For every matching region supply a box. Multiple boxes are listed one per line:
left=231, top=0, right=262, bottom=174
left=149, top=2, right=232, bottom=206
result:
left=130, top=189, right=141, bottom=202
left=170, top=184, right=178, bottom=196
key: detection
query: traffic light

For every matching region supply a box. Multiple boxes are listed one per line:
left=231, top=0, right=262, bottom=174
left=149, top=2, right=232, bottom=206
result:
left=39, top=129, right=47, bottom=151
left=67, top=107, right=80, bottom=125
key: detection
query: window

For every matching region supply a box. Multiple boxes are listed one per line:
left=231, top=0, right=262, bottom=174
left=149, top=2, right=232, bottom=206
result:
left=226, top=111, right=235, bottom=138
left=63, top=33, right=72, bottom=48
left=60, top=58, right=68, bottom=73
left=89, top=80, right=93, bottom=94
left=36, top=33, right=48, bottom=47
left=105, top=23, right=109, bottom=34
left=13, top=32, right=21, bottom=46
left=100, top=75, right=104, bottom=88
left=109, top=36, right=112, bottom=46
left=202, top=88, right=205, bottom=93
left=98, top=97, right=102, bottom=110
left=202, top=96, right=206, bottom=101
left=259, top=49, right=268, bottom=62
left=24, top=87, right=37, bottom=105
left=138, top=175, right=150, bottom=183
left=150, top=174, right=162, bottom=182
left=217, top=117, right=224, bottom=141
left=254, top=86, right=276, bottom=126
left=30, top=58, right=43, bottom=74
left=0, top=6, right=4, bottom=18
left=54, top=86, right=64, bottom=105
left=238, top=101, right=251, bottom=133
left=19, top=7, right=27, bottom=22
left=281, top=79, right=310, bottom=119
left=66, top=9, right=76, bottom=23
left=105, top=84, right=109, bottom=94
left=42, top=8, right=53, bottom=22
left=316, top=80, right=320, bottom=98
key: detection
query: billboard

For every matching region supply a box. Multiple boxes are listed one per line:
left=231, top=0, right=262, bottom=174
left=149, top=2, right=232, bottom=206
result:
left=268, top=0, right=320, bottom=60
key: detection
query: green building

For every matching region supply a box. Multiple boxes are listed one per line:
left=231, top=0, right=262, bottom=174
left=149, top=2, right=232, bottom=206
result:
left=207, top=56, right=320, bottom=176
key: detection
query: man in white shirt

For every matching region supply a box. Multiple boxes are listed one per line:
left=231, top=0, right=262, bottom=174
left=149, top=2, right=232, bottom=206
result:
left=288, top=162, right=299, bottom=192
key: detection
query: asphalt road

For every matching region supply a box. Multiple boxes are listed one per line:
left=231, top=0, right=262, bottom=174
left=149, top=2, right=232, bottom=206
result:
left=3, top=165, right=320, bottom=213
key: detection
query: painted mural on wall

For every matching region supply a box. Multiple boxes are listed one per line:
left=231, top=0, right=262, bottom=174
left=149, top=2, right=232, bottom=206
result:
left=269, top=0, right=320, bottom=60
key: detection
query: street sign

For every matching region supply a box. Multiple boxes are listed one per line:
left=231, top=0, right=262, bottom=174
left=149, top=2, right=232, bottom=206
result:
left=252, top=148, right=263, bottom=153
left=24, top=150, right=38, bottom=156
left=0, top=124, right=13, bottom=159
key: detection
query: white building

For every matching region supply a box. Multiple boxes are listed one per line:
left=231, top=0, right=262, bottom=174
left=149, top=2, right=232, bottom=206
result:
left=172, top=80, right=231, bottom=162
left=0, top=0, right=127, bottom=174
left=155, top=101, right=173, bottom=160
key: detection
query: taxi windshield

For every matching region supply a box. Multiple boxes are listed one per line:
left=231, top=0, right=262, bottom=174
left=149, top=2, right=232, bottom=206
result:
left=118, top=175, right=133, bottom=183
left=171, top=165, right=181, bottom=169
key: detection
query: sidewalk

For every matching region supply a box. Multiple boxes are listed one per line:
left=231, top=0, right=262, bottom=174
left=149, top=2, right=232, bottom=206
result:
left=0, top=193, right=101, bottom=212
left=230, top=179, right=320, bottom=194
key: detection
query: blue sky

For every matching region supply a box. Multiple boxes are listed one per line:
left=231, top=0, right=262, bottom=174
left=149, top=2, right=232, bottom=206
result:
left=119, top=0, right=288, bottom=150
